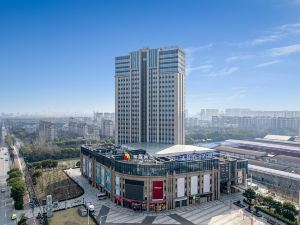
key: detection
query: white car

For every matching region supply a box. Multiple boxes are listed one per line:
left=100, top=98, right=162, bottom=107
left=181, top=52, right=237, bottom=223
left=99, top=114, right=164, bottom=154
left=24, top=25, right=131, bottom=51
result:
left=85, top=203, right=95, bottom=212
left=1, top=188, right=5, bottom=193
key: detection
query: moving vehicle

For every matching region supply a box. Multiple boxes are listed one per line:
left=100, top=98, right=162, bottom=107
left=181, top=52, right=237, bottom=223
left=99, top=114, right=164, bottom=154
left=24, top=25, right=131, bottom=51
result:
left=11, top=213, right=17, bottom=220
left=85, top=203, right=95, bottom=212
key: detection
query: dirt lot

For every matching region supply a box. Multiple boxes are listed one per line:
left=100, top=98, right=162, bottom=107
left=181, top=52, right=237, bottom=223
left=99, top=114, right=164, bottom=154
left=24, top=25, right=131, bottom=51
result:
left=35, top=169, right=83, bottom=202
left=49, top=206, right=96, bottom=225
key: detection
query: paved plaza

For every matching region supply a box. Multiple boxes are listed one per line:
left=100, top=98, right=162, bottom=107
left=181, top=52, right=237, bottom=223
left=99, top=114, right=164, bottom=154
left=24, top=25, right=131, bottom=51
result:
left=66, top=168, right=275, bottom=225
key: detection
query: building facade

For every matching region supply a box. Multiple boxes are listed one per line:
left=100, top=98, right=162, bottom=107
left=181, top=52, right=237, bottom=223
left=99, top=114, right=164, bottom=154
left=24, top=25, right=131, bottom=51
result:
left=38, top=120, right=56, bottom=141
left=80, top=145, right=247, bottom=211
left=115, top=46, right=185, bottom=145
left=101, top=119, right=114, bottom=137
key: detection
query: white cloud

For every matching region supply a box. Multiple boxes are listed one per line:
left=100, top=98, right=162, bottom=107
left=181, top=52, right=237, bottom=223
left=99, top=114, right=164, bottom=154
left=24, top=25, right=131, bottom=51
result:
left=187, top=87, right=247, bottom=111
left=256, top=60, right=281, bottom=68
left=203, top=66, right=239, bottom=77
left=265, top=44, right=300, bottom=56
left=187, top=64, right=213, bottom=74
left=186, top=44, right=213, bottom=75
left=185, top=44, right=213, bottom=54
left=241, top=22, right=300, bottom=46
left=225, top=54, right=252, bottom=62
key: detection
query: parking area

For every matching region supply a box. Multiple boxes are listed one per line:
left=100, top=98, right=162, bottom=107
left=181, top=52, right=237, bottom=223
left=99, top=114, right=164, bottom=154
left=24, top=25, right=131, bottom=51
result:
left=65, top=168, right=278, bottom=225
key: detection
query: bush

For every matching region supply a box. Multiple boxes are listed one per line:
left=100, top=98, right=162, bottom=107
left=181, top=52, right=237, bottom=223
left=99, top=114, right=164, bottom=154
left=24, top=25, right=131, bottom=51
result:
left=28, top=159, right=58, bottom=169
left=14, top=198, right=24, bottom=210
left=256, top=206, right=297, bottom=225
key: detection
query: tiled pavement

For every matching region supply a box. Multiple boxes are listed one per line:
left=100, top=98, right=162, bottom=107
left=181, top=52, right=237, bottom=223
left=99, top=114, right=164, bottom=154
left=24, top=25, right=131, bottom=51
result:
left=67, top=168, right=269, bottom=225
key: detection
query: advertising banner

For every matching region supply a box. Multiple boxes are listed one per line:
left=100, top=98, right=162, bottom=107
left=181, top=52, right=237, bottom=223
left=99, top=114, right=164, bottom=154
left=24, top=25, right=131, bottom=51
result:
left=238, top=170, right=243, bottom=184
left=177, top=177, right=185, bottom=198
left=203, top=174, right=211, bottom=193
left=115, top=176, right=120, bottom=196
left=106, top=171, right=111, bottom=192
left=190, top=176, right=198, bottom=195
left=101, top=168, right=105, bottom=186
left=96, top=166, right=100, bottom=184
left=152, top=181, right=163, bottom=200
left=82, top=157, right=86, bottom=174
left=88, top=159, right=92, bottom=178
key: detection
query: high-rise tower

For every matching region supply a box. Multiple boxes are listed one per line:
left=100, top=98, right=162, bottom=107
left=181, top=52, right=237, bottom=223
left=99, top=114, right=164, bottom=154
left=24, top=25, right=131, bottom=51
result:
left=115, top=46, right=185, bottom=145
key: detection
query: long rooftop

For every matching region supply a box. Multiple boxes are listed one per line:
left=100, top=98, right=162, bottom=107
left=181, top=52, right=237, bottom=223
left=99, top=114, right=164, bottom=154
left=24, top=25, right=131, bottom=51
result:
left=248, top=164, right=300, bottom=181
left=226, top=139, right=300, bottom=152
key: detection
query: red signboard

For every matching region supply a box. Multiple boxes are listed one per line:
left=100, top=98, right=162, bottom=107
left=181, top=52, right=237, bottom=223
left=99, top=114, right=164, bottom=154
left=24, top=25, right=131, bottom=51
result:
left=152, top=181, right=163, bottom=200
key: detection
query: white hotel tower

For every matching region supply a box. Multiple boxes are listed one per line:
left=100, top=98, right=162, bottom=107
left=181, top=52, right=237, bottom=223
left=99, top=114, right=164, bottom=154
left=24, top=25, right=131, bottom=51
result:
left=115, top=46, right=185, bottom=145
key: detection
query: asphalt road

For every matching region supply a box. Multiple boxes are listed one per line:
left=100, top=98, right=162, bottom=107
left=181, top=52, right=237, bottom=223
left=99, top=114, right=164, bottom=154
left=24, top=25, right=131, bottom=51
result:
left=0, top=124, right=18, bottom=225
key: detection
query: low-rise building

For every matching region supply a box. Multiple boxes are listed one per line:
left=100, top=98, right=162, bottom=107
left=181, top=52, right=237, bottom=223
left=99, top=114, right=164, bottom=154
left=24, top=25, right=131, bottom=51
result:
left=248, top=164, right=300, bottom=203
left=80, top=144, right=248, bottom=211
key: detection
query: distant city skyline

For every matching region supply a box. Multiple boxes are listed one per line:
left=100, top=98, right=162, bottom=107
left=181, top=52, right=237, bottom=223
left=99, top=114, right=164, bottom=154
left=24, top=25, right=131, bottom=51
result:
left=1, top=0, right=300, bottom=114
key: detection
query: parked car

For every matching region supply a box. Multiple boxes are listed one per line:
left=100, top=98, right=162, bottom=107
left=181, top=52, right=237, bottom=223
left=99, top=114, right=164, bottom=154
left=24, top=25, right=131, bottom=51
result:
left=1, top=188, right=6, bottom=193
left=233, top=200, right=245, bottom=208
left=245, top=205, right=253, bottom=213
left=253, top=208, right=262, bottom=217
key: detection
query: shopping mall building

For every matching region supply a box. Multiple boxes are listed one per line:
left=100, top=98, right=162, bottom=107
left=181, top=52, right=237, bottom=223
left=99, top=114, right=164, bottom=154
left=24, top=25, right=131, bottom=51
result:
left=80, top=143, right=248, bottom=211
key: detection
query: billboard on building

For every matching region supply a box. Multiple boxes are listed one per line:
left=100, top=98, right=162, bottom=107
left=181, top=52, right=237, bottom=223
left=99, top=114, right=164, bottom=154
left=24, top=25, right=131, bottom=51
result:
left=88, top=159, right=92, bottom=178
left=177, top=177, right=185, bottom=198
left=96, top=166, right=100, bottom=184
left=106, top=171, right=111, bottom=192
left=191, top=176, right=198, bottom=195
left=82, top=157, right=86, bottom=174
left=203, top=174, right=211, bottom=193
left=238, top=170, right=243, bottom=184
left=125, top=179, right=144, bottom=201
left=152, top=181, right=163, bottom=200
left=115, top=176, right=120, bottom=196
left=101, top=168, right=105, bottom=186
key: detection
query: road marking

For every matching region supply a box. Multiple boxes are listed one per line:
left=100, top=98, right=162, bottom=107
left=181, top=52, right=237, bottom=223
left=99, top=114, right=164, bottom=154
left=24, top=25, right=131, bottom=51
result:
left=5, top=210, right=6, bottom=217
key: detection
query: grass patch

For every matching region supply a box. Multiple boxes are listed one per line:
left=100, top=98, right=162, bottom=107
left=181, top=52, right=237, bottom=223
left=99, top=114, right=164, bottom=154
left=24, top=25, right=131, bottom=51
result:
left=35, top=170, right=83, bottom=202
left=57, top=158, right=80, bottom=169
left=49, top=206, right=96, bottom=225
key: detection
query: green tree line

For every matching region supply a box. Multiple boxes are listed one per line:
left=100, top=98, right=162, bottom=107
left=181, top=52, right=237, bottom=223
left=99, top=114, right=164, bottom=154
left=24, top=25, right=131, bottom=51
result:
left=7, top=168, right=25, bottom=210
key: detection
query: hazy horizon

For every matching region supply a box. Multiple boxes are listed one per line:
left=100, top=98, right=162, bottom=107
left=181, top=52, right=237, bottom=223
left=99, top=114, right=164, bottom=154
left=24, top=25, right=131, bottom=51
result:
left=1, top=0, right=300, bottom=114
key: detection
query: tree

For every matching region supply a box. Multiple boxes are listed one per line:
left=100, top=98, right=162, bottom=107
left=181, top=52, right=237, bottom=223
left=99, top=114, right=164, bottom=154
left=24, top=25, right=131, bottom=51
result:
left=7, top=171, right=22, bottom=180
left=244, top=188, right=256, bottom=202
left=273, top=201, right=282, bottom=214
left=282, top=202, right=297, bottom=221
left=263, top=196, right=275, bottom=210
left=18, top=214, right=28, bottom=225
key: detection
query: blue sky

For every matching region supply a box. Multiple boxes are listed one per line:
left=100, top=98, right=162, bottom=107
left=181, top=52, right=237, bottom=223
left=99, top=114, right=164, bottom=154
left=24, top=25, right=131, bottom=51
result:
left=1, top=0, right=300, bottom=115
